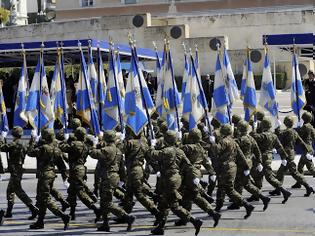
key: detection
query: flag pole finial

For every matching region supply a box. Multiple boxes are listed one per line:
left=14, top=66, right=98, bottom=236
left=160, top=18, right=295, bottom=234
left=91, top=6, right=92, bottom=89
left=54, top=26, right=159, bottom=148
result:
left=182, top=42, right=187, bottom=54
left=152, top=41, right=157, bottom=51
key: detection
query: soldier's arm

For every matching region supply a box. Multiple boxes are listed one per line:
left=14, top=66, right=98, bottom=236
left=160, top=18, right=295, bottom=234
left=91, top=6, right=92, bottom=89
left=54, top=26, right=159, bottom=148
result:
left=236, top=143, right=250, bottom=170
left=59, top=142, right=71, bottom=153
left=201, top=150, right=215, bottom=176
left=27, top=144, right=40, bottom=157
left=0, top=141, right=10, bottom=152
left=295, top=131, right=312, bottom=153
left=251, top=137, right=262, bottom=163
left=274, top=136, right=288, bottom=160
left=89, top=148, right=102, bottom=160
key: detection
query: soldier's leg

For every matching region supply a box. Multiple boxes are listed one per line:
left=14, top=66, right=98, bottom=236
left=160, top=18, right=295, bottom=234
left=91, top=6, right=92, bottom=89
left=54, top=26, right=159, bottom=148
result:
left=275, top=164, right=288, bottom=185
left=305, top=157, right=315, bottom=176
left=93, top=161, right=101, bottom=197
left=215, top=175, right=226, bottom=212
left=297, top=155, right=307, bottom=174
left=5, top=174, right=15, bottom=218
left=251, top=165, right=264, bottom=189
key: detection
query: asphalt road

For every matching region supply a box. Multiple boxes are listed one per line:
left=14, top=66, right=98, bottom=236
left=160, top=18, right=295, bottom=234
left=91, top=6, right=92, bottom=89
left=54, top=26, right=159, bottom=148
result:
left=0, top=174, right=314, bottom=236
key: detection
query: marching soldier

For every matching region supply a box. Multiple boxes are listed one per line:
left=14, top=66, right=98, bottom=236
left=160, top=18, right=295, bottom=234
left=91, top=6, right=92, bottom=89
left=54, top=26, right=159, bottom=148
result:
left=0, top=126, right=38, bottom=219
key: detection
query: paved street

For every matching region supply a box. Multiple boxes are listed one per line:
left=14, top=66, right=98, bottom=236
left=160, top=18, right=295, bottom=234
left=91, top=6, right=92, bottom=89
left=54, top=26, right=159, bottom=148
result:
left=0, top=174, right=314, bottom=236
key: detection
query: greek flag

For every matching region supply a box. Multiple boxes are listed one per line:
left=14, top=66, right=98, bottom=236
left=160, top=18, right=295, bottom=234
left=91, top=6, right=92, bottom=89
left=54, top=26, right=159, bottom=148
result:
left=115, top=51, right=126, bottom=112
left=26, top=55, right=54, bottom=132
left=103, top=48, right=124, bottom=131
left=0, top=82, right=9, bottom=132
left=243, top=55, right=257, bottom=121
left=50, top=52, right=68, bottom=128
left=223, top=48, right=239, bottom=105
left=97, top=49, right=107, bottom=126
left=13, top=53, right=28, bottom=127
left=212, top=53, right=229, bottom=124
left=291, top=53, right=306, bottom=118
left=181, top=52, right=189, bottom=101
left=155, top=49, right=164, bottom=116
left=259, top=50, right=279, bottom=122
left=182, top=55, right=206, bottom=130
left=88, top=47, right=98, bottom=105
left=125, top=50, right=154, bottom=135
left=76, top=49, right=101, bottom=136
left=162, top=49, right=181, bottom=130
left=240, top=59, right=247, bottom=99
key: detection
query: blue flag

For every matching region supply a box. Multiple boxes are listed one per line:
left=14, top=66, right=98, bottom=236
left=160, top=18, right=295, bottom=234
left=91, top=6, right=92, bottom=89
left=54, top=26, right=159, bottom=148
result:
left=291, top=53, right=305, bottom=119
left=213, top=53, right=229, bottom=124
left=26, top=54, right=54, bottom=132
left=155, top=49, right=164, bottom=116
left=13, top=52, right=29, bottom=127
left=76, top=49, right=101, bottom=136
left=88, top=47, right=98, bottom=105
left=50, top=51, right=68, bottom=128
left=181, top=53, right=190, bottom=101
left=125, top=50, right=154, bottom=135
left=0, top=82, right=9, bottom=132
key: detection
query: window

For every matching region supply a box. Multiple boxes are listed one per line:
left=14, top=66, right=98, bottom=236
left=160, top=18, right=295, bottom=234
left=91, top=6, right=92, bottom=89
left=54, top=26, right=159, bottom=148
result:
left=81, top=0, right=94, bottom=7
left=125, top=0, right=137, bottom=4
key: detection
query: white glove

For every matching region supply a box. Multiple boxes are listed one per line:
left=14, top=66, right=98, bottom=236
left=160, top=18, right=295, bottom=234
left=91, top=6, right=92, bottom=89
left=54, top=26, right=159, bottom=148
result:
left=151, top=139, right=157, bottom=147
left=31, top=129, right=37, bottom=138
left=92, top=136, right=99, bottom=146
left=210, top=175, right=216, bottom=182
left=120, top=132, right=125, bottom=141
left=281, top=160, right=287, bottom=166
left=231, top=123, right=235, bottom=130
left=257, top=164, right=263, bottom=172
left=203, top=126, right=209, bottom=133
left=193, top=178, right=200, bottom=186
left=296, top=120, right=303, bottom=128
left=209, top=136, right=215, bottom=144
left=156, top=171, right=161, bottom=178
left=99, top=131, right=104, bottom=139
left=118, top=181, right=125, bottom=188
left=35, top=135, right=40, bottom=143
left=176, top=131, right=182, bottom=140
left=275, top=119, right=282, bottom=129
left=272, top=148, right=277, bottom=154
left=64, top=133, right=69, bottom=141
left=142, top=159, right=147, bottom=170
left=253, top=122, right=258, bottom=130
left=306, top=153, right=313, bottom=161
left=244, top=170, right=250, bottom=176
left=63, top=180, right=70, bottom=189
left=1, top=131, right=7, bottom=138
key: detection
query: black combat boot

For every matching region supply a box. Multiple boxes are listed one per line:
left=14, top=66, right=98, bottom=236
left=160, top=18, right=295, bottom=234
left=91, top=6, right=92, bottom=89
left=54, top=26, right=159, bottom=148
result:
left=150, top=207, right=161, bottom=226
left=125, top=215, right=135, bottom=231
left=4, top=202, right=13, bottom=218
left=97, top=219, right=110, bottom=232
left=29, top=218, right=44, bottom=230
left=61, top=214, right=70, bottom=230
left=227, top=203, right=240, bottom=210
left=243, top=202, right=255, bottom=219
left=215, top=200, right=223, bottom=212
left=259, top=195, right=271, bottom=211
left=202, top=192, right=214, bottom=204
left=247, top=195, right=260, bottom=202
left=291, top=182, right=301, bottom=189
left=209, top=211, right=221, bottom=228
left=0, top=209, right=4, bottom=226
left=91, top=205, right=101, bottom=223
left=61, top=200, right=70, bottom=212
left=304, top=186, right=315, bottom=197
left=151, top=219, right=166, bottom=235
left=190, top=217, right=203, bottom=236
left=279, top=187, right=291, bottom=204
left=269, top=189, right=281, bottom=196
left=70, top=206, right=76, bottom=221
left=174, top=219, right=187, bottom=226
left=28, top=204, right=39, bottom=220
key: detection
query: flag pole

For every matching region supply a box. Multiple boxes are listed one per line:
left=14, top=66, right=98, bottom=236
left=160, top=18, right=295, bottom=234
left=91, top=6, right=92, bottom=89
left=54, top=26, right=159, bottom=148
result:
left=218, top=43, right=232, bottom=124
left=129, top=35, right=155, bottom=140
left=293, top=38, right=301, bottom=123
left=58, top=42, right=68, bottom=133
left=109, top=40, right=124, bottom=133
left=166, top=40, right=181, bottom=131
left=97, top=42, right=103, bottom=129
left=37, top=42, right=44, bottom=136
left=189, top=49, right=212, bottom=135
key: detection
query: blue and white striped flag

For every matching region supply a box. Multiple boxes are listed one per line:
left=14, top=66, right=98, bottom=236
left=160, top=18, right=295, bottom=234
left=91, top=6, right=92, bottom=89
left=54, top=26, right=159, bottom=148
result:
left=162, top=49, right=181, bottom=130
left=125, top=50, right=154, bottom=135
left=103, top=48, right=124, bottom=131
left=13, top=52, right=28, bottom=127
left=259, top=50, right=279, bottom=123
left=0, top=82, right=9, bottom=132
left=182, top=55, right=206, bottom=130
left=213, top=53, right=229, bottom=124
left=243, top=55, right=257, bottom=121
left=50, top=52, right=68, bottom=128
left=76, top=49, right=101, bottom=136
left=115, top=51, right=126, bottom=112
left=223, top=48, right=239, bottom=105
left=240, top=59, right=247, bottom=100
left=181, top=52, right=189, bottom=101
left=155, top=49, right=164, bottom=116
left=97, top=48, right=107, bottom=126
left=291, top=53, right=306, bottom=119
left=88, top=47, right=98, bottom=105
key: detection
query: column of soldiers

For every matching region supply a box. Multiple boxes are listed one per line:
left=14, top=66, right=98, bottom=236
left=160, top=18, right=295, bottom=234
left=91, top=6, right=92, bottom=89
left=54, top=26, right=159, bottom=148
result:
left=0, top=111, right=314, bottom=235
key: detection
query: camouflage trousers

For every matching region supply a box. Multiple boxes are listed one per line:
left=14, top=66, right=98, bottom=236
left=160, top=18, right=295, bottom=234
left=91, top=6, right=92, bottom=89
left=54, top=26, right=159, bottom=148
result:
left=297, top=154, right=315, bottom=177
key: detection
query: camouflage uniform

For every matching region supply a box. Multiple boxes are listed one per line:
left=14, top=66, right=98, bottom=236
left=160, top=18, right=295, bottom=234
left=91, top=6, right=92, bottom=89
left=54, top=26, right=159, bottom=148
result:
left=28, top=129, right=70, bottom=230
left=210, top=124, right=255, bottom=219
left=59, top=127, right=101, bottom=221
left=232, top=121, right=270, bottom=210
left=0, top=127, right=38, bottom=219
left=89, top=131, right=134, bottom=232
left=251, top=119, right=292, bottom=203
left=150, top=131, right=203, bottom=236
left=274, top=116, right=314, bottom=196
